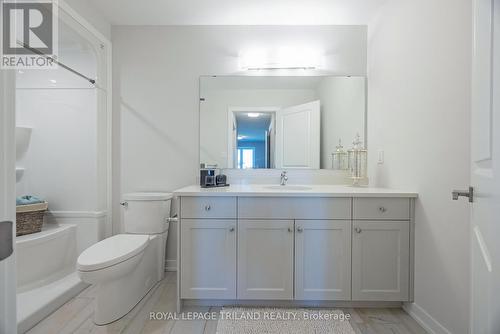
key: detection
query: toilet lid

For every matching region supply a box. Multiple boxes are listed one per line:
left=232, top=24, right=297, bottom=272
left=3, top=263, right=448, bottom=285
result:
left=77, top=234, right=149, bottom=271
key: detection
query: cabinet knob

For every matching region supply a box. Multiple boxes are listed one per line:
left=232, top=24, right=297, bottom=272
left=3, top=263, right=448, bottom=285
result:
left=204, top=204, right=211, bottom=211
left=354, top=227, right=362, bottom=234
left=297, top=227, right=303, bottom=233
left=288, top=227, right=293, bottom=233
left=120, top=201, right=128, bottom=208
left=229, top=227, right=235, bottom=232
left=378, top=206, right=387, bottom=213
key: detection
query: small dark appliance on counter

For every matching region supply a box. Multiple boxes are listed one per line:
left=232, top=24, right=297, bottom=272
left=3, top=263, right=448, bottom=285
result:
left=200, top=164, right=229, bottom=188
left=216, top=174, right=227, bottom=186
left=200, top=168, right=215, bottom=187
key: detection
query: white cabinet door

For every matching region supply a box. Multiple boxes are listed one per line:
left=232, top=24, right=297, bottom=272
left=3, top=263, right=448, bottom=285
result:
left=352, top=221, right=410, bottom=301
left=276, top=100, right=320, bottom=169
left=295, top=220, right=351, bottom=300
left=180, top=219, right=236, bottom=299
left=238, top=220, right=294, bottom=300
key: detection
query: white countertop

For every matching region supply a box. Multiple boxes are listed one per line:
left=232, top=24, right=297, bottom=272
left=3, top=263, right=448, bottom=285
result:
left=173, top=184, right=418, bottom=198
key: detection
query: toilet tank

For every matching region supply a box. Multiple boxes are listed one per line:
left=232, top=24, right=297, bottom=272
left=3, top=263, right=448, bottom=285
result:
left=122, top=192, right=172, bottom=234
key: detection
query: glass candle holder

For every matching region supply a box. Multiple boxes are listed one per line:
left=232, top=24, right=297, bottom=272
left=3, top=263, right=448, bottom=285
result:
left=331, top=139, right=348, bottom=170
left=348, top=134, right=367, bottom=186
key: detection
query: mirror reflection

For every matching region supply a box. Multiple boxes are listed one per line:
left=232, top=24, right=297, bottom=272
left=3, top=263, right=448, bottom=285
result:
left=233, top=111, right=275, bottom=169
left=200, top=76, right=366, bottom=170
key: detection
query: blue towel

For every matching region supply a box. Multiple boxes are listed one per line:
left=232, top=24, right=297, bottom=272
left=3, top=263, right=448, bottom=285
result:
left=16, top=195, right=44, bottom=206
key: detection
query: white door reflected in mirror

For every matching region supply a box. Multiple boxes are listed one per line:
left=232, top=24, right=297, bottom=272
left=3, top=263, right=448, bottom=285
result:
left=275, top=100, right=320, bottom=169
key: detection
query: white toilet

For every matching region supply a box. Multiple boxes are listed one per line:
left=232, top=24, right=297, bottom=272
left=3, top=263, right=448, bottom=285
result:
left=77, top=192, right=172, bottom=325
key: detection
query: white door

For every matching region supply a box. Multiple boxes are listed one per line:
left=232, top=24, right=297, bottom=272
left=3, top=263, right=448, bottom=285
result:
left=352, top=221, right=409, bottom=301
left=470, top=0, right=500, bottom=332
left=276, top=101, right=320, bottom=169
left=180, top=219, right=237, bottom=299
left=295, top=220, right=351, bottom=300
left=237, top=220, right=294, bottom=300
left=0, top=71, right=17, bottom=333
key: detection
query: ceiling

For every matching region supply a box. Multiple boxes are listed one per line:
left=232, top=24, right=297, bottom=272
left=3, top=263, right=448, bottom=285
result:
left=88, top=0, right=388, bottom=26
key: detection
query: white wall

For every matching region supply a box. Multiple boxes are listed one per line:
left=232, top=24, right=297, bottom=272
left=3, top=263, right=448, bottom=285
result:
left=16, top=54, right=98, bottom=212
left=317, top=76, right=366, bottom=168
left=112, top=25, right=367, bottom=269
left=367, top=1, right=471, bottom=333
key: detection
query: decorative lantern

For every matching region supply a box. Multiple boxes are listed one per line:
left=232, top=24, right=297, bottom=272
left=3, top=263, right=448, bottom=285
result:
left=348, top=134, right=367, bottom=186
left=331, top=139, right=348, bottom=170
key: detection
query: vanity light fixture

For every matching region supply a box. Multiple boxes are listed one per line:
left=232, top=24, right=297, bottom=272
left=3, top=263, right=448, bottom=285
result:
left=239, top=47, right=323, bottom=70
left=247, top=113, right=261, bottom=118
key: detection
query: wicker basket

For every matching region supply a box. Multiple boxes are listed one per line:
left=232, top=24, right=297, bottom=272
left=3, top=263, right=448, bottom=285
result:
left=16, top=202, right=48, bottom=236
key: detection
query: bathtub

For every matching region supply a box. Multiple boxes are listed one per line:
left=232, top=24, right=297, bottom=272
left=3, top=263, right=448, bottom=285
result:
left=16, top=224, right=88, bottom=333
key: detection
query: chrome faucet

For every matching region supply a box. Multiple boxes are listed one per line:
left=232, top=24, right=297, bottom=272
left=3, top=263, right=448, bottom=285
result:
left=280, top=171, right=288, bottom=186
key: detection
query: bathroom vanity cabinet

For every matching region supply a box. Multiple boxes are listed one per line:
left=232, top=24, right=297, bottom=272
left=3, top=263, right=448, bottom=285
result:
left=175, top=185, right=417, bottom=309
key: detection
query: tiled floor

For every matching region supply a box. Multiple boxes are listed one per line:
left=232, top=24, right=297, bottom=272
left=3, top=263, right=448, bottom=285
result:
left=27, top=272, right=427, bottom=334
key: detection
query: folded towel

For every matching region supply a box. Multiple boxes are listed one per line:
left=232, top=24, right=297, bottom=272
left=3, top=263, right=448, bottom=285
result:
left=16, top=195, right=44, bottom=206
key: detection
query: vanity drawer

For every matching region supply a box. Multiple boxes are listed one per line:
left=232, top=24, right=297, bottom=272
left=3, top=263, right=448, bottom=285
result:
left=353, top=198, right=410, bottom=220
left=181, top=197, right=237, bottom=219
left=238, top=197, right=351, bottom=220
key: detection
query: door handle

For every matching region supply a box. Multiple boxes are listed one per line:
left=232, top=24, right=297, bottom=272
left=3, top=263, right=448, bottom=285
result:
left=452, top=186, right=474, bottom=203
left=0, top=221, right=14, bottom=261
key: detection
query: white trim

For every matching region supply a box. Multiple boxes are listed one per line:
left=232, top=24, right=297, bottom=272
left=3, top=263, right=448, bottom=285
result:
left=403, top=303, right=452, bottom=334
left=227, top=109, right=236, bottom=168
left=0, top=66, right=17, bottom=334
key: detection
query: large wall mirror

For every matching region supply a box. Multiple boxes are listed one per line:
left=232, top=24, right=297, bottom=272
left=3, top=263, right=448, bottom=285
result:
left=199, top=76, right=366, bottom=170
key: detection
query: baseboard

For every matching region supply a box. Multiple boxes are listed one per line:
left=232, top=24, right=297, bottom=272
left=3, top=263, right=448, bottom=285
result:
left=403, top=303, right=452, bottom=334
left=165, top=259, right=177, bottom=272
left=184, top=299, right=402, bottom=308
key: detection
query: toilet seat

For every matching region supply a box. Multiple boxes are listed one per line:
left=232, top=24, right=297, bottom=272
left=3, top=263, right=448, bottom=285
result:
left=77, top=234, right=149, bottom=272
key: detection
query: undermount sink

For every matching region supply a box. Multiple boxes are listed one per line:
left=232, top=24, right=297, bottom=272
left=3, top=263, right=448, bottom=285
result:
left=264, top=185, right=313, bottom=191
